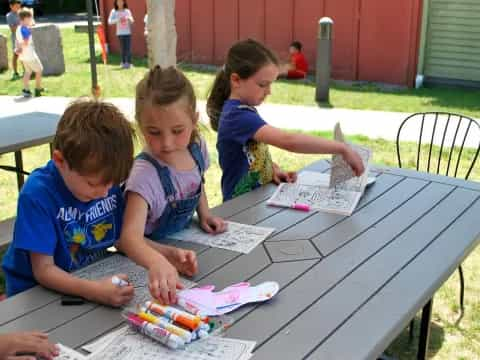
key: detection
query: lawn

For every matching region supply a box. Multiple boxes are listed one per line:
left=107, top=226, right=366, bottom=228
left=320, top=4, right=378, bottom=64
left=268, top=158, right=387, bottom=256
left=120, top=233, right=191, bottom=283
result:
left=1, top=28, right=480, bottom=118
left=0, top=26, right=479, bottom=360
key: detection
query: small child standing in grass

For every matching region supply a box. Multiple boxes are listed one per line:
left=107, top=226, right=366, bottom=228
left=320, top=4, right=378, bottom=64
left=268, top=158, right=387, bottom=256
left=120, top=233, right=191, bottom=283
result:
left=108, top=0, right=134, bottom=69
left=6, top=0, right=21, bottom=81
left=207, top=39, right=364, bottom=201
left=16, top=7, right=44, bottom=98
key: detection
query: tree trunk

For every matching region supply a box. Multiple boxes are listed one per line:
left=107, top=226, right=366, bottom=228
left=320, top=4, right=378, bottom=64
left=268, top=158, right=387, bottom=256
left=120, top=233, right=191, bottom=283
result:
left=146, top=0, right=177, bottom=69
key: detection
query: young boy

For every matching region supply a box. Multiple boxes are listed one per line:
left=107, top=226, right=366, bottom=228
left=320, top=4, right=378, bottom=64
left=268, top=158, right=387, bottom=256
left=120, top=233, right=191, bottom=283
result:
left=2, top=99, right=198, bottom=307
left=1, top=100, right=136, bottom=306
left=6, top=0, right=21, bottom=81
left=16, top=7, right=44, bottom=98
left=285, top=40, right=309, bottom=79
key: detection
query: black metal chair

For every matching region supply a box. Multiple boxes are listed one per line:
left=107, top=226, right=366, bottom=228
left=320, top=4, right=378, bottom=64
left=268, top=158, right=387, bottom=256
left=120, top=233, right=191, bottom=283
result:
left=396, top=112, right=480, bottom=339
left=0, top=165, right=31, bottom=177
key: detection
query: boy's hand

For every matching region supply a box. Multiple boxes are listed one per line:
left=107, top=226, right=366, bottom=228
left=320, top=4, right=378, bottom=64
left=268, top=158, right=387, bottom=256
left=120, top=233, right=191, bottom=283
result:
left=200, top=215, right=227, bottom=234
left=148, top=256, right=182, bottom=305
left=92, top=274, right=134, bottom=307
left=0, top=331, right=59, bottom=360
left=272, top=163, right=297, bottom=184
left=342, top=146, right=365, bottom=177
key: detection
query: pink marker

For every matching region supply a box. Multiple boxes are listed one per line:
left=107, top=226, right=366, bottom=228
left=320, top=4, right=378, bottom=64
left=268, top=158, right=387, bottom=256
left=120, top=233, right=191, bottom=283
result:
left=291, top=203, right=310, bottom=212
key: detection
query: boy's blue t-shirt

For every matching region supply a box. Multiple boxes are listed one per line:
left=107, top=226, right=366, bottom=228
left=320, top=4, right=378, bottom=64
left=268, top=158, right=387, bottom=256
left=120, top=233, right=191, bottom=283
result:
left=217, top=99, right=274, bottom=201
left=2, top=160, right=125, bottom=297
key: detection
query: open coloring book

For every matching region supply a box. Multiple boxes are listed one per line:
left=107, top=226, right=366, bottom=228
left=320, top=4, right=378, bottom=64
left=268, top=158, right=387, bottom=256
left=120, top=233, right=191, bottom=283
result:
left=267, top=123, right=372, bottom=216
left=74, top=254, right=197, bottom=306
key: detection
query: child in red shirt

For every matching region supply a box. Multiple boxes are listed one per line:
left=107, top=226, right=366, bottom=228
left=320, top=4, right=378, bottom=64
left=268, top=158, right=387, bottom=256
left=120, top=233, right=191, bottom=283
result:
left=287, top=41, right=308, bottom=79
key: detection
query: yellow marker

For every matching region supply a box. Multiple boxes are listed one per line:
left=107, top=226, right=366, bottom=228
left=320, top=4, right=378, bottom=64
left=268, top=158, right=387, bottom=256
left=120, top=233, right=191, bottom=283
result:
left=137, top=311, right=193, bottom=343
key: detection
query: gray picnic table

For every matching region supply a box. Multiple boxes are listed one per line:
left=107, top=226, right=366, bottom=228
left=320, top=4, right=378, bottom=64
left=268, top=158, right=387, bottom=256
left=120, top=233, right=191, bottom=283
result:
left=0, top=159, right=479, bottom=359
left=0, top=112, right=60, bottom=191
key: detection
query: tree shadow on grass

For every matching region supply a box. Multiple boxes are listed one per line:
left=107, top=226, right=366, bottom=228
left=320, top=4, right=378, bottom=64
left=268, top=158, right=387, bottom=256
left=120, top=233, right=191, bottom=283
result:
left=385, top=316, right=445, bottom=359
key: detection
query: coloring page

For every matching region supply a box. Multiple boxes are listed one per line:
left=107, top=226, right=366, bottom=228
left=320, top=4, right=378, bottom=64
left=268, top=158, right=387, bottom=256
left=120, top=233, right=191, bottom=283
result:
left=88, top=326, right=255, bottom=360
left=329, top=123, right=371, bottom=191
left=56, top=344, right=88, bottom=360
left=268, top=183, right=361, bottom=216
left=167, top=222, right=275, bottom=254
left=74, top=254, right=196, bottom=306
left=297, top=171, right=330, bottom=186
left=82, top=326, right=128, bottom=354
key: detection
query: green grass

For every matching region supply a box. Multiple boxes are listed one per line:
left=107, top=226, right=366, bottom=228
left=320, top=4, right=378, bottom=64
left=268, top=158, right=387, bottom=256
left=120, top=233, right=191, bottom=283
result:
left=1, top=28, right=480, bottom=119
left=0, top=26, right=480, bottom=360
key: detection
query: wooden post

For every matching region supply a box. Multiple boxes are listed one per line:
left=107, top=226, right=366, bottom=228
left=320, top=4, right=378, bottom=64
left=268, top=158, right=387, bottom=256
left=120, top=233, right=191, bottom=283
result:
left=315, top=17, right=333, bottom=103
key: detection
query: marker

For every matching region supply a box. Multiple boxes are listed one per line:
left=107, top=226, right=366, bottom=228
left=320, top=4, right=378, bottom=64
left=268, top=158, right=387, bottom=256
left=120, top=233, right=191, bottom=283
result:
left=137, top=309, right=193, bottom=343
left=146, top=301, right=201, bottom=331
left=268, top=201, right=310, bottom=212
left=125, top=312, right=185, bottom=349
left=111, top=276, right=129, bottom=287
left=291, top=203, right=310, bottom=212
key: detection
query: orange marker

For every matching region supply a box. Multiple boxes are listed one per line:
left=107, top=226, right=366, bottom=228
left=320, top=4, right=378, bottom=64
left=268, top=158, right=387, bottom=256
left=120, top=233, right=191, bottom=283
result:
left=146, top=301, right=201, bottom=331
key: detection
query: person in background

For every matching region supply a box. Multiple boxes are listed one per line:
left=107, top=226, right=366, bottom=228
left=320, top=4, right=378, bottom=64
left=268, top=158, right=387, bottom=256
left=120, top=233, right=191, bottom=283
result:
left=6, top=0, right=21, bottom=81
left=108, top=0, right=134, bottom=69
left=280, top=40, right=309, bottom=80
left=16, top=7, right=44, bottom=98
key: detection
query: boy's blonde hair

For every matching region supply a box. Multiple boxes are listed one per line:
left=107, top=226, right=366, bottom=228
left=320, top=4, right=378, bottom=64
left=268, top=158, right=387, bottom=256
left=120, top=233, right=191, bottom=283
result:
left=135, top=65, right=199, bottom=143
left=53, top=99, right=135, bottom=185
left=18, top=7, right=33, bottom=20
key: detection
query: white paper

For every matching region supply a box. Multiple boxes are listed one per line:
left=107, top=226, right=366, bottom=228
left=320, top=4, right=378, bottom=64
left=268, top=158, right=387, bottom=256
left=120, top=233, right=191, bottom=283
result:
left=88, top=326, right=256, bottom=360
left=73, top=254, right=197, bottom=306
left=167, top=221, right=275, bottom=254
left=82, top=326, right=128, bottom=354
left=329, top=123, right=371, bottom=191
left=56, top=344, right=88, bottom=360
left=268, top=182, right=361, bottom=216
left=297, top=171, right=330, bottom=186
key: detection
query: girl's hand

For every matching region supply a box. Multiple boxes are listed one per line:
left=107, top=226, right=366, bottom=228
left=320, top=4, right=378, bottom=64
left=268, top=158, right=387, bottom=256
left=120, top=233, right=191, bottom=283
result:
left=169, top=248, right=198, bottom=277
left=200, top=215, right=227, bottom=234
left=0, top=331, right=59, bottom=360
left=272, top=163, right=297, bottom=184
left=342, top=146, right=365, bottom=177
left=148, top=256, right=182, bottom=305
left=92, top=274, right=134, bottom=307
